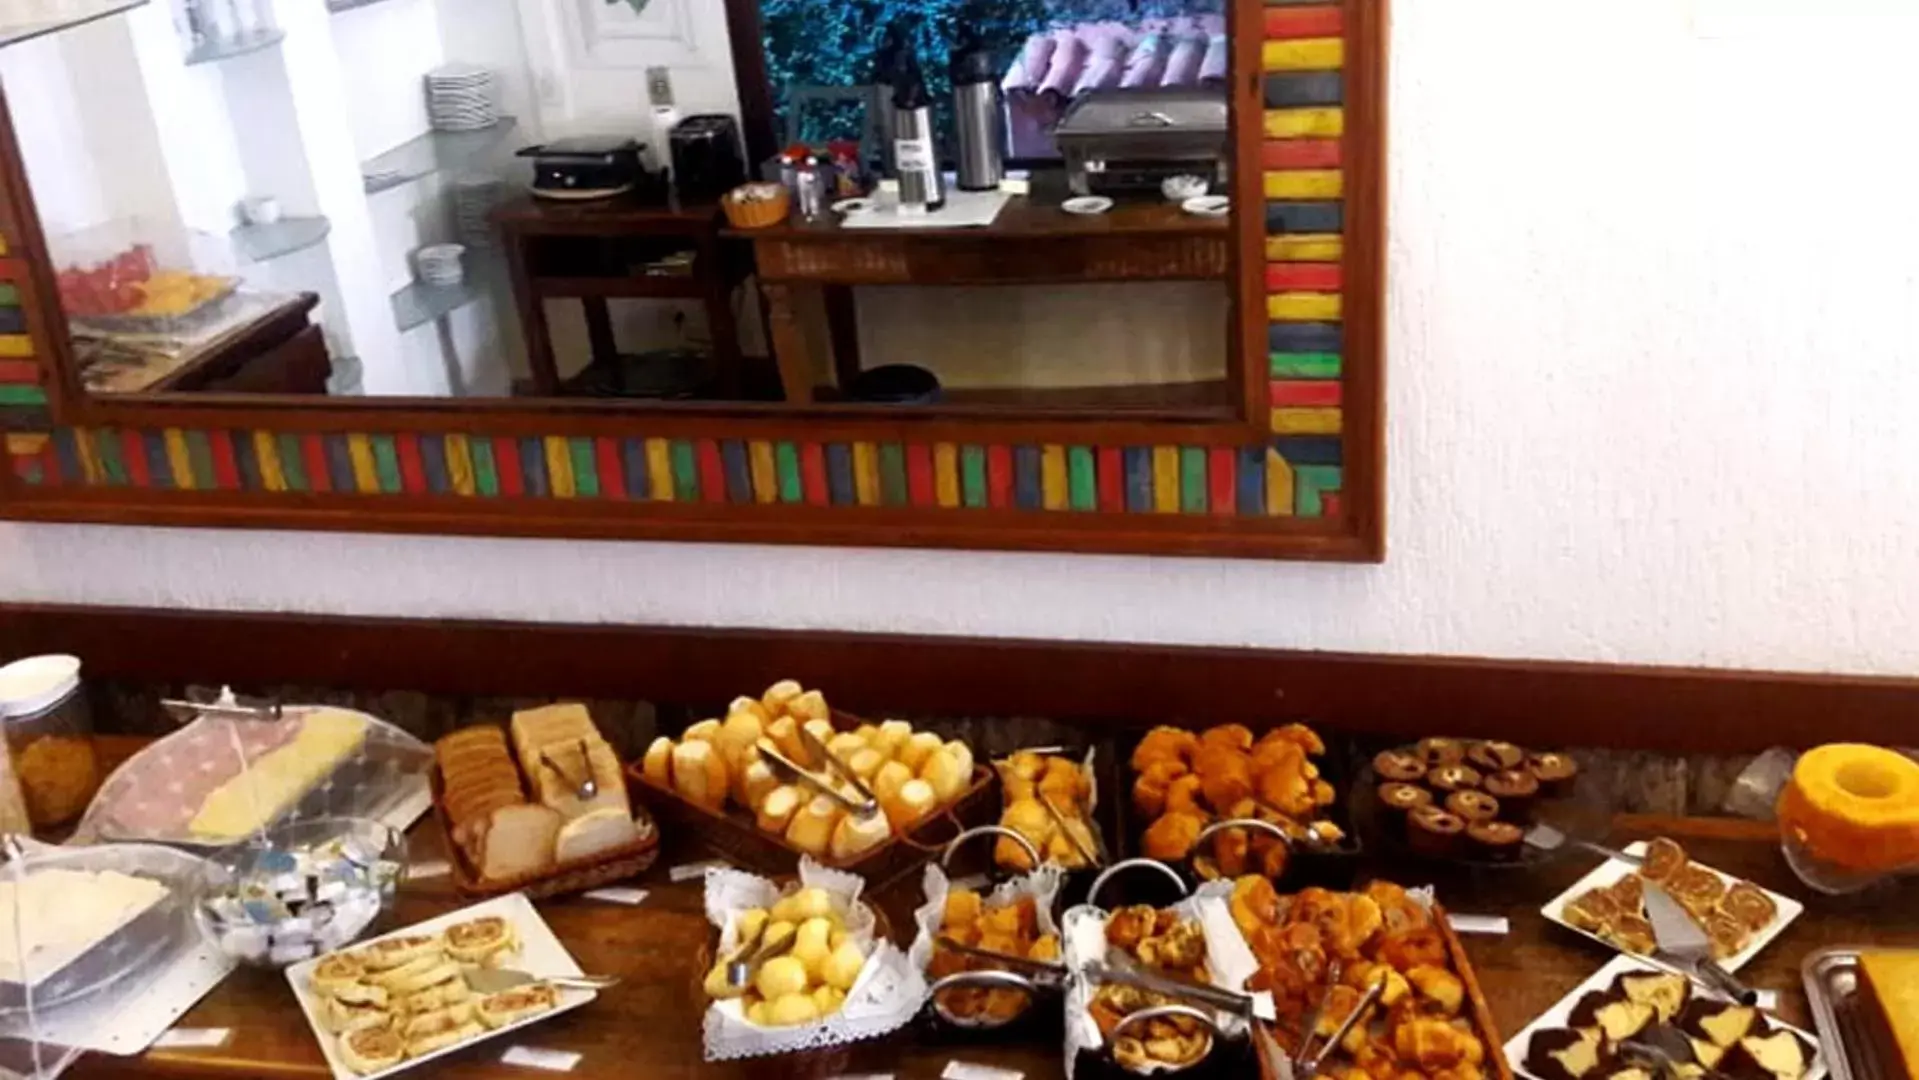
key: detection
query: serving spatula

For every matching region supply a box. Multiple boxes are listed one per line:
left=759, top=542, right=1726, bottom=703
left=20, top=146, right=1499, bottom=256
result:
left=1642, top=881, right=1759, bottom=1005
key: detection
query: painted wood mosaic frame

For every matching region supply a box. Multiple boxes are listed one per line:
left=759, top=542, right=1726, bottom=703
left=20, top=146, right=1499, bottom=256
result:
left=0, top=0, right=1385, bottom=560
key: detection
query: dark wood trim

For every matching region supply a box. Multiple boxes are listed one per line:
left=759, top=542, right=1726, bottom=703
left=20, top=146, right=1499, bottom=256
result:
left=4, top=603, right=1913, bottom=755
left=1345, top=0, right=1391, bottom=559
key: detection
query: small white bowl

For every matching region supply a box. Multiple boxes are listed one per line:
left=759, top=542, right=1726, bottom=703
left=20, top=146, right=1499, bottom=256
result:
left=1062, top=195, right=1115, bottom=216
left=1180, top=195, right=1230, bottom=218
left=831, top=197, right=875, bottom=215
left=1161, top=174, right=1209, bottom=202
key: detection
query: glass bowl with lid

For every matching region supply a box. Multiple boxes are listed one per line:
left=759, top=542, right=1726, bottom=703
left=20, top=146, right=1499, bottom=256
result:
left=192, top=815, right=407, bottom=968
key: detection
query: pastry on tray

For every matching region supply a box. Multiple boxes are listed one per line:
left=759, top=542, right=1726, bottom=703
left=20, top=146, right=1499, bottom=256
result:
left=1128, top=722, right=1343, bottom=881
left=1522, top=964, right=1814, bottom=1080
left=1370, top=739, right=1582, bottom=861
left=993, top=749, right=1099, bottom=871
left=1088, top=904, right=1216, bottom=1073
left=1558, top=837, right=1782, bottom=961
left=644, top=683, right=979, bottom=866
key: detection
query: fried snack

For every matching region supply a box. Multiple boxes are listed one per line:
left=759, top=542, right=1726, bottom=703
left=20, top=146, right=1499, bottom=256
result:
left=1164, top=774, right=1208, bottom=818
left=1131, top=726, right=1200, bottom=772
left=1375, top=927, right=1448, bottom=972
left=1132, top=760, right=1187, bottom=819
left=1194, top=744, right=1256, bottom=811
left=1199, top=724, right=1255, bottom=752
left=1142, top=810, right=1206, bottom=862
left=1407, top=965, right=1466, bottom=1015
left=883, top=779, right=937, bottom=831
left=932, top=890, right=1052, bottom=1025
left=1365, top=880, right=1433, bottom=934
left=1231, top=875, right=1283, bottom=939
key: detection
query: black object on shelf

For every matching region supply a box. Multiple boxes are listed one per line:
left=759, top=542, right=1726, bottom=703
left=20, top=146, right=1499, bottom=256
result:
left=669, top=115, right=747, bottom=201
left=847, top=364, right=941, bottom=404
left=517, top=137, right=659, bottom=202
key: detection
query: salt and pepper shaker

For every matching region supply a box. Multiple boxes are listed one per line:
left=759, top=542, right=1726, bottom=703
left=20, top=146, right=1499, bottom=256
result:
left=795, top=156, right=827, bottom=220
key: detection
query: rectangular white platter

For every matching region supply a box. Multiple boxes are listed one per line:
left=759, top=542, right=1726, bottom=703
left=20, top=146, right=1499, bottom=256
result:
left=1504, top=953, right=1825, bottom=1080
left=285, top=893, right=596, bottom=1080
left=1540, top=841, right=1804, bottom=973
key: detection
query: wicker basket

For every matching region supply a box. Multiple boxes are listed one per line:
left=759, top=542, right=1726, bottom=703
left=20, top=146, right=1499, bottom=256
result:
left=431, top=764, right=660, bottom=900
left=721, top=183, right=791, bottom=229
left=630, top=713, right=997, bottom=890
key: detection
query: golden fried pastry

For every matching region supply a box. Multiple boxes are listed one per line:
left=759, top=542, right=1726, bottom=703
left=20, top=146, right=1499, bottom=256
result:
left=1131, top=726, right=1199, bottom=772
left=1561, top=888, right=1619, bottom=935
left=1365, top=881, right=1433, bottom=934
left=1639, top=836, right=1687, bottom=883
left=1164, top=774, right=1208, bottom=818
left=1195, top=745, right=1256, bottom=811
left=1407, top=965, right=1465, bottom=1015
left=1231, top=875, right=1282, bottom=939
left=1376, top=928, right=1448, bottom=972
left=1038, top=757, right=1085, bottom=803
left=1132, top=760, right=1187, bottom=819
left=1261, top=722, right=1327, bottom=757
left=1396, top=1017, right=1477, bottom=1071
left=1142, top=810, right=1206, bottom=862
left=1668, top=864, right=1728, bottom=919
left=1105, top=905, right=1158, bottom=951
left=1199, top=724, right=1255, bottom=752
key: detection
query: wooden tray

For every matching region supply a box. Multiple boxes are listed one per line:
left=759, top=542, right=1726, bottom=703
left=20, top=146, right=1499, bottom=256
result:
left=1251, top=898, right=1512, bottom=1080
left=430, top=763, right=660, bottom=900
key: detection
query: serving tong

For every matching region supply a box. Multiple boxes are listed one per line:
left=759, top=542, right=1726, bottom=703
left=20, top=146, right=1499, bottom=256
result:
left=538, top=737, right=598, bottom=802
left=755, top=731, right=881, bottom=819
left=724, top=922, right=797, bottom=989
left=161, top=696, right=285, bottom=724
left=935, top=936, right=1068, bottom=984
left=1291, top=969, right=1387, bottom=1077
left=1088, top=954, right=1277, bottom=1023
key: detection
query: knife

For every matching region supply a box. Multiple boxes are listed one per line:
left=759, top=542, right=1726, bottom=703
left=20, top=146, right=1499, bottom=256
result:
left=1641, top=881, right=1759, bottom=1006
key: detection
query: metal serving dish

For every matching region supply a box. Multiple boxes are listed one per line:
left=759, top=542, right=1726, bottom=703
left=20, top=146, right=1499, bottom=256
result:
left=1054, top=88, right=1229, bottom=197
left=1804, top=947, right=1899, bottom=1080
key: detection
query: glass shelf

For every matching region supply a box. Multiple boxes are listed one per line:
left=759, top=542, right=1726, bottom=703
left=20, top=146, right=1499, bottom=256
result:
left=324, top=0, right=398, bottom=12
left=184, top=27, right=284, bottom=66
left=0, top=0, right=147, bottom=49
left=361, top=118, right=518, bottom=195
left=391, top=278, right=483, bottom=333
left=230, top=217, right=330, bottom=263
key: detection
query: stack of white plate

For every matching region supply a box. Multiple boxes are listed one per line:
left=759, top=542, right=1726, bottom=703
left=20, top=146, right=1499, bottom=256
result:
left=451, top=175, right=504, bottom=249
left=424, top=63, right=498, bottom=132
left=415, top=244, right=467, bottom=287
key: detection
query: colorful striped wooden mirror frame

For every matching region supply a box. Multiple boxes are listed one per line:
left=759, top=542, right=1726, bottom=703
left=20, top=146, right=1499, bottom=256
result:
left=0, top=0, right=1384, bottom=560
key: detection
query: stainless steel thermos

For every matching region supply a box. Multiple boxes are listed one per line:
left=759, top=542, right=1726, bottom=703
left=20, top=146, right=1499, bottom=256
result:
left=891, top=59, right=944, bottom=213
left=951, top=41, right=1004, bottom=192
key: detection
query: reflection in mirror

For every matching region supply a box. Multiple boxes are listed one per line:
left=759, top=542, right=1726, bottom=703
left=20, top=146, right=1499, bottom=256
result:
left=2, top=0, right=1242, bottom=418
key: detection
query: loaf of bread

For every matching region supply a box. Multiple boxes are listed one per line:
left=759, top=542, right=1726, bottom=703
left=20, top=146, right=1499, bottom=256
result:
left=756, top=785, right=803, bottom=833
left=435, top=726, right=527, bottom=862
left=476, top=803, right=562, bottom=880
left=555, top=806, right=639, bottom=863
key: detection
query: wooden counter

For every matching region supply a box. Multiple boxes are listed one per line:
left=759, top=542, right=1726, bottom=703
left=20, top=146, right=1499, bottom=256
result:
left=65, top=812, right=1913, bottom=1080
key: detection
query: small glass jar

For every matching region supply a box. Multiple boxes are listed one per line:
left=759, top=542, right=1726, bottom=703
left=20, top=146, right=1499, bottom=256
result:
left=0, top=654, right=99, bottom=830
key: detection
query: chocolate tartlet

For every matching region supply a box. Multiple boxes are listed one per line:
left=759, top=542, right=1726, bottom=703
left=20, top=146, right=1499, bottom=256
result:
left=1373, top=750, right=1428, bottom=783
left=1468, top=739, right=1526, bottom=773
left=1445, top=789, right=1501, bottom=824
left=1416, top=737, right=1467, bottom=767
left=1467, top=820, right=1523, bottom=861
left=1483, top=768, right=1540, bottom=819
left=1407, top=805, right=1466, bottom=858
left=1427, top=763, right=1483, bottom=794
left=1530, top=751, right=1580, bottom=797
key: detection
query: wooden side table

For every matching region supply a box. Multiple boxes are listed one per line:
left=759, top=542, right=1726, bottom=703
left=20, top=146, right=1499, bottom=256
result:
left=493, top=195, right=751, bottom=398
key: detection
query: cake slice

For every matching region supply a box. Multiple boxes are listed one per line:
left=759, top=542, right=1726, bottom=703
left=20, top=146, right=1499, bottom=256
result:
left=1862, top=950, right=1919, bottom=1080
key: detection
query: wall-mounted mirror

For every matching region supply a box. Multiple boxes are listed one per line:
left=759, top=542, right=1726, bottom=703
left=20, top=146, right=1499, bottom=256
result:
left=0, top=0, right=1377, bottom=560
left=6, top=0, right=1244, bottom=422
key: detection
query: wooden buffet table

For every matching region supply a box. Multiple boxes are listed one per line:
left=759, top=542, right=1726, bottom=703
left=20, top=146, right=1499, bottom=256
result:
left=70, top=809, right=1914, bottom=1080
left=739, top=185, right=1232, bottom=404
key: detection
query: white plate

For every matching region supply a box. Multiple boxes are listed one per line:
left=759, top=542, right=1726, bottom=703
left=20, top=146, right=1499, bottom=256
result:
left=1503, top=953, right=1825, bottom=1080
left=1181, top=195, right=1230, bottom=217
left=1540, top=841, right=1804, bottom=973
left=285, top=893, right=596, bottom=1080
left=1061, top=196, right=1113, bottom=215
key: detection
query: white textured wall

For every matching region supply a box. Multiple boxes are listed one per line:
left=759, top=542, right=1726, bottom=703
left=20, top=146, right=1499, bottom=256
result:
left=3, top=0, right=1917, bottom=678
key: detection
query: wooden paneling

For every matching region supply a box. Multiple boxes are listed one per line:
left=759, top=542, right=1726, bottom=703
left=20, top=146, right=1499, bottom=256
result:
left=3, top=603, right=1913, bottom=754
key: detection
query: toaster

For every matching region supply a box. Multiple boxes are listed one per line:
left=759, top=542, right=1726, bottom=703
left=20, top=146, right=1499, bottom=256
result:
left=669, top=114, right=748, bottom=200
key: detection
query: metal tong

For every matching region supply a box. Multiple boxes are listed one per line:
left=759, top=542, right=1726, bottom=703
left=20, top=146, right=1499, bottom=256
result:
left=1089, top=956, right=1276, bottom=1023
left=936, top=936, right=1068, bottom=984
left=755, top=732, right=881, bottom=818
left=539, top=737, right=598, bottom=802
left=1294, top=969, right=1386, bottom=1076
left=1039, top=792, right=1102, bottom=868
left=161, top=696, right=284, bottom=724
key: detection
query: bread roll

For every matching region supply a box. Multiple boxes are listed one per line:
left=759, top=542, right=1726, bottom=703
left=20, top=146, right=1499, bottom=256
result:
left=873, top=720, right=914, bottom=759
left=943, top=740, right=976, bottom=782
left=846, top=748, right=885, bottom=781
left=800, top=719, right=835, bottom=766
left=872, top=760, right=913, bottom=806
left=851, top=724, right=881, bottom=748
left=719, top=710, right=765, bottom=767
left=826, top=731, right=867, bottom=764
left=884, top=778, right=937, bottom=831
left=641, top=736, right=675, bottom=789
left=785, top=794, right=842, bottom=856
left=898, top=732, right=944, bottom=774
left=788, top=690, right=830, bottom=723
left=831, top=811, right=892, bottom=860
left=739, top=759, right=780, bottom=809
left=727, top=696, right=770, bottom=724
left=920, top=746, right=971, bottom=804
left=728, top=742, right=764, bottom=806
left=683, top=719, right=722, bottom=744
left=478, top=803, right=562, bottom=880
left=765, top=716, right=807, bottom=767
left=671, top=740, right=729, bottom=810
left=756, top=785, right=803, bottom=833
left=762, top=680, right=804, bottom=716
